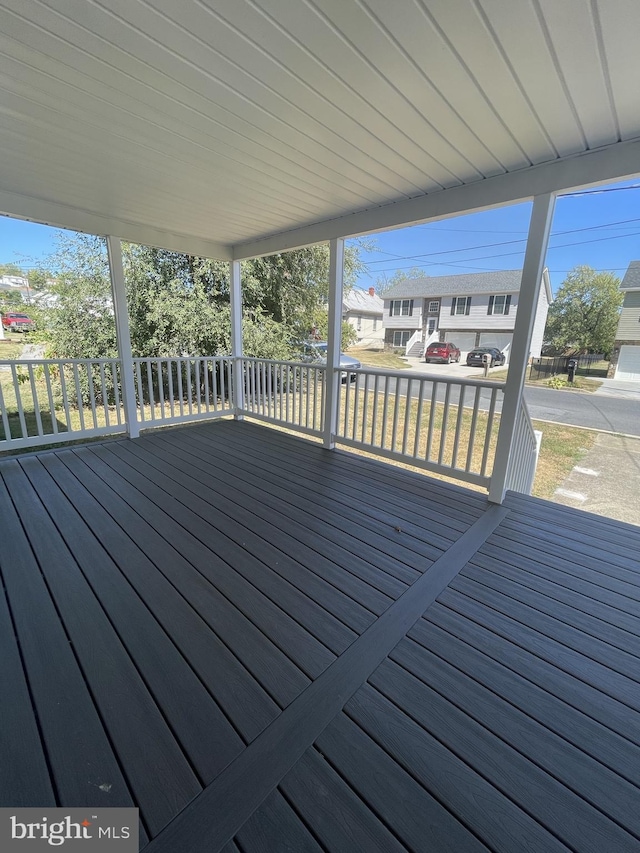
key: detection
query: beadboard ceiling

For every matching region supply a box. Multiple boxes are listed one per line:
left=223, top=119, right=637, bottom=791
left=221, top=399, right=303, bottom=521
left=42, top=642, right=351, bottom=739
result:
left=0, top=0, right=639, bottom=259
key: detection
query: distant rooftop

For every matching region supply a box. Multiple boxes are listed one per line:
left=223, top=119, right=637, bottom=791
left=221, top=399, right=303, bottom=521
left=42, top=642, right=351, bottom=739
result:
left=381, top=270, right=524, bottom=300
left=621, top=260, right=640, bottom=290
left=343, top=287, right=384, bottom=314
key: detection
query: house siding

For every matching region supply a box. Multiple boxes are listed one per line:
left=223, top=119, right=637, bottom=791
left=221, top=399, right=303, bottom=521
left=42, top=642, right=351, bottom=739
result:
left=345, top=312, right=384, bottom=346
left=383, top=299, right=422, bottom=330
left=438, top=294, right=518, bottom=332
left=615, top=299, right=640, bottom=341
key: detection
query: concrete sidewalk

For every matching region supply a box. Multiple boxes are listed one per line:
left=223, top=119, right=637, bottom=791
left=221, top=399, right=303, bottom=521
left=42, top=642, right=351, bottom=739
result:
left=552, top=432, right=640, bottom=526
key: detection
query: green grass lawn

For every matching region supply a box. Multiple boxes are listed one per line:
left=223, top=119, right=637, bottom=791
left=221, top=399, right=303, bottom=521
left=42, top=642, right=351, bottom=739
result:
left=348, top=347, right=410, bottom=371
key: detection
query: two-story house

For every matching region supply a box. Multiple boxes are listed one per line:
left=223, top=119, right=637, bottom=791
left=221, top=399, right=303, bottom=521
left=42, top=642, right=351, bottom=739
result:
left=608, top=260, right=640, bottom=380
left=342, top=287, right=384, bottom=347
left=382, top=269, right=552, bottom=359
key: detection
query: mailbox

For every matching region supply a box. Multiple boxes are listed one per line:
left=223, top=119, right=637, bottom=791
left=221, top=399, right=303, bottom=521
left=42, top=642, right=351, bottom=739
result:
left=567, top=359, right=577, bottom=383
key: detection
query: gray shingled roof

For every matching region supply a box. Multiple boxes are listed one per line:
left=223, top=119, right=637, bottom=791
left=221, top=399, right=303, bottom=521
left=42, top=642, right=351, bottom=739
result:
left=621, top=260, right=640, bottom=290
left=381, top=270, right=523, bottom=299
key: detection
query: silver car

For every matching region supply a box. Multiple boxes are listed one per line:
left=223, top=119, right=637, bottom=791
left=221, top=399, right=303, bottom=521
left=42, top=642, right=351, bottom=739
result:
left=301, top=341, right=361, bottom=381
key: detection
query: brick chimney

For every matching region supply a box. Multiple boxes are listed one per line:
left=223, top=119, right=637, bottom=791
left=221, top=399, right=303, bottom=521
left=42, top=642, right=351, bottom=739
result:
left=368, top=287, right=375, bottom=297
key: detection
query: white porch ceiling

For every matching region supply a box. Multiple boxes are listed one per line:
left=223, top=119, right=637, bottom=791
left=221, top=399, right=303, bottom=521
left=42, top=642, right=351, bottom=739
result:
left=0, top=0, right=639, bottom=260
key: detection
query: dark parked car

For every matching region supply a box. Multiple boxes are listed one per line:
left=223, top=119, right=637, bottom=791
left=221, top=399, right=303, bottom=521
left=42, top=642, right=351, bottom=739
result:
left=466, top=347, right=506, bottom=367
left=424, top=341, right=461, bottom=364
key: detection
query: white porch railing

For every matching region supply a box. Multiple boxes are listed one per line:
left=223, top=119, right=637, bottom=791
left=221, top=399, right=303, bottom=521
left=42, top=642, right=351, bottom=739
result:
left=404, top=329, right=422, bottom=356
left=0, top=358, right=126, bottom=450
left=334, top=366, right=503, bottom=487
left=238, top=357, right=326, bottom=436
left=0, top=354, right=539, bottom=497
left=503, top=397, right=541, bottom=495
left=133, top=356, right=234, bottom=427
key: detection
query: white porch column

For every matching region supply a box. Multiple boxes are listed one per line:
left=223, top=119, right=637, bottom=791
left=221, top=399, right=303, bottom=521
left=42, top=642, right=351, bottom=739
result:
left=106, top=236, right=139, bottom=439
left=323, top=238, right=344, bottom=449
left=230, top=259, right=244, bottom=419
left=488, top=193, right=555, bottom=504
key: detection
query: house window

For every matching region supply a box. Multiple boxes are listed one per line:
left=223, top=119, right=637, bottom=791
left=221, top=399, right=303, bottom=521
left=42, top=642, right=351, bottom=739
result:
left=392, top=330, right=412, bottom=347
left=488, top=295, right=511, bottom=315
left=356, top=315, right=362, bottom=331
left=428, top=300, right=439, bottom=313
left=390, top=299, right=414, bottom=316
left=451, top=297, right=471, bottom=315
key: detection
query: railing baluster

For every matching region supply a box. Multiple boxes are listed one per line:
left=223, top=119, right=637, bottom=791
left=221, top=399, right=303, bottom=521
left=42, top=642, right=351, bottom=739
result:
left=73, top=363, right=86, bottom=432
left=86, top=361, right=97, bottom=429
left=371, top=373, right=380, bottom=446
left=343, top=370, right=351, bottom=438
left=380, top=375, right=390, bottom=450
left=59, top=362, right=71, bottom=431
left=438, top=383, right=452, bottom=466
left=44, top=364, right=59, bottom=435
left=112, top=360, right=123, bottom=425
left=0, top=381, right=11, bottom=440
left=390, top=377, right=401, bottom=452
left=401, top=377, right=413, bottom=456
left=146, top=359, right=155, bottom=421
left=413, top=379, right=426, bottom=458
left=351, top=375, right=359, bottom=441
left=465, top=387, right=481, bottom=472
left=99, top=362, right=109, bottom=428
left=157, top=359, right=166, bottom=419
left=425, top=381, right=438, bottom=461
left=195, top=359, right=202, bottom=413
left=10, top=363, right=28, bottom=438
left=27, top=363, right=44, bottom=436
left=135, top=360, right=145, bottom=422
left=176, top=359, right=185, bottom=417
left=361, top=372, right=370, bottom=444
left=451, top=384, right=466, bottom=469
left=481, top=388, right=498, bottom=478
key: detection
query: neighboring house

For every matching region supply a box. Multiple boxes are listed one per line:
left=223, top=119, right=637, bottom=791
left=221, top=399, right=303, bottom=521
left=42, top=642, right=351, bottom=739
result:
left=382, top=269, right=552, bottom=358
left=0, top=274, right=30, bottom=302
left=343, top=286, right=384, bottom=347
left=608, top=260, right=640, bottom=380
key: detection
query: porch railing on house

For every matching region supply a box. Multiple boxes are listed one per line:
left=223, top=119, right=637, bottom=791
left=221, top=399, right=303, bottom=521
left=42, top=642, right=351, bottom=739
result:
left=0, top=355, right=540, bottom=497
left=0, top=358, right=126, bottom=450
left=503, top=397, right=542, bottom=495
left=334, top=367, right=502, bottom=488
left=238, top=357, right=325, bottom=436
left=133, top=356, right=234, bottom=427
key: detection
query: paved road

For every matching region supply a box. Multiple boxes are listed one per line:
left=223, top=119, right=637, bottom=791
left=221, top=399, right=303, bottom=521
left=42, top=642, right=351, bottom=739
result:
left=524, top=385, right=640, bottom=436
left=360, top=372, right=640, bottom=437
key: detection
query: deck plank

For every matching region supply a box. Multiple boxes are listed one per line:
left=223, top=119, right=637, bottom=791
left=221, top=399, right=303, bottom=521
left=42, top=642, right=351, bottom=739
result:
left=386, top=638, right=640, bottom=840
left=0, top=465, right=146, bottom=826
left=1, top=460, right=201, bottom=836
left=235, top=788, right=325, bottom=853
left=70, top=445, right=314, bottom=706
left=104, top=440, right=367, bottom=648
left=0, top=548, right=55, bottom=807
left=89, top=442, right=341, bottom=676
left=155, top=428, right=427, bottom=587
left=427, top=601, right=640, bottom=746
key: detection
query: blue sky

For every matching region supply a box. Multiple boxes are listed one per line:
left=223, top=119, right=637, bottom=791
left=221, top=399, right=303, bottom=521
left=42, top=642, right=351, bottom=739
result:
left=2, top=178, right=640, bottom=296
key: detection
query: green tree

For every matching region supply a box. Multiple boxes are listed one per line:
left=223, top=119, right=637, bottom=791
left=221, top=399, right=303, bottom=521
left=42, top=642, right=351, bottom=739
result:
left=544, top=266, right=623, bottom=356
left=37, top=233, right=365, bottom=359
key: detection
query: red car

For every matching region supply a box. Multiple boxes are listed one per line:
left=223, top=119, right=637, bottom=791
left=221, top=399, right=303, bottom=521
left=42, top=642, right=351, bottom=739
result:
left=1, top=311, right=35, bottom=333
left=424, top=341, right=461, bottom=364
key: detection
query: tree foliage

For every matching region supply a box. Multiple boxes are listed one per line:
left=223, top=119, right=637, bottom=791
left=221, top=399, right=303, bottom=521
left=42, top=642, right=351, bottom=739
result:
left=376, top=266, right=426, bottom=294
left=40, top=233, right=363, bottom=359
left=544, top=266, right=623, bottom=356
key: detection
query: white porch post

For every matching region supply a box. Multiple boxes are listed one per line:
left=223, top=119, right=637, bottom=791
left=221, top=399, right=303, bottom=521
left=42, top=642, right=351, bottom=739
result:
left=323, top=238, right=344, bottom=449
left=488, top=193, right=555, bottom=504
left=106, top=236, right=139, bottom=439
left=230, top=259, right=244, bottom=418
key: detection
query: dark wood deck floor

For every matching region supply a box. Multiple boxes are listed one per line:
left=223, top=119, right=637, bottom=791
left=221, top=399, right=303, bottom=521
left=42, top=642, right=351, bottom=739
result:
left=1, top=419, right=639, bottom=852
